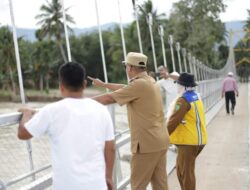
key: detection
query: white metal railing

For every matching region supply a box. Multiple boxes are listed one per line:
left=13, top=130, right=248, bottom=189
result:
left=0, top=78, right=226, bottom=190
left=0, top=112, right=22, bottom=128
left=0, top=105, right=131, bottom=190
left=1, top=164, right=51, bottom=190
left=0, top=117, right=127, bottom=190
left=197, top=78, right=224, bottom=112
left=2, top=0, right=236, bottom=188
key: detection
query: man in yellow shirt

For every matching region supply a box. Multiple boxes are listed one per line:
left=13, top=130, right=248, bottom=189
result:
left=89, top=52, right=169, bottom=190
left=166, top=73, right=207, bottom=190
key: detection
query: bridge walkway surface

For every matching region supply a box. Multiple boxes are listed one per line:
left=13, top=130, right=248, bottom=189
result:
left=168, top=83, right=250, bottom=190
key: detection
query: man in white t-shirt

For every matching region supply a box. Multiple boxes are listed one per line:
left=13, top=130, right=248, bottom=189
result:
left=157, top=66, right=179, bottom=114
left=18, top=62, right=115, bottom=190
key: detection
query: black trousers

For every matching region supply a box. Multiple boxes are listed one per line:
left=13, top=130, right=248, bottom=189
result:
left=225, top=91, right=236, bottom=113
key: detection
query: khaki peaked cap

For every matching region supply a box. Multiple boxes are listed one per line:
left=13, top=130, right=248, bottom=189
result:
left=122, top=52, right=148, bottom=67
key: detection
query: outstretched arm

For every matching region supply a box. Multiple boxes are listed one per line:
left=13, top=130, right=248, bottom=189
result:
left=169, top=72, right=180, bottom=81
left=88, top=76, right=125, bottom=91
left=92, top=94, right=116, bottom=105
left=160, top=70, right=179, bottom=81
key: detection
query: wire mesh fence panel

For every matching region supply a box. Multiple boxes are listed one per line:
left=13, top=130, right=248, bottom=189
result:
left=197, top=79, right=223, bottom=112
left=0, top=123, right=51, bottom=190
left=31, top=136, right=51, bottom=170
left=0, top=125, right=31, bottom=183
left=0, top=103, right=129, bottom=189
left=0, top=80, right=224, bottom=189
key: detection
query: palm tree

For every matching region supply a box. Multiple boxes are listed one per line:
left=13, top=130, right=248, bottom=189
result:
left=31, top=40, right=59, bottom=92
left=137, top=0, right=165, bottom=39
left=35, top=0, right=75, bottom=62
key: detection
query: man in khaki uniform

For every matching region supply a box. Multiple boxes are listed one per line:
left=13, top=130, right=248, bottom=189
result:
left=89, top=52, right=169, bottom=190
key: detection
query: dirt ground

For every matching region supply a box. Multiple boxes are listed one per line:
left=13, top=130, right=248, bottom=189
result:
left=168, top=83, right=250, bottom=190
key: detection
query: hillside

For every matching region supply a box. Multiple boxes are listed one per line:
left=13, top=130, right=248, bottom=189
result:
left=14, top=21, right=246, bottom=46
left=16, top=22, right=118, bottom=42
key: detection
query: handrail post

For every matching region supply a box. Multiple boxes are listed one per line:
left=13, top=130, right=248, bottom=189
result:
left=147, top=13, right=158, bottom=73
left=158, top=25, right=167, bottom=68
left=132, top=0, right=143, bottom=53
left=168, top=35, right=176, bottom=72
left=187, top=53, right=193, bottom=74
left=192, top=56, right=197, bottom=80
left=182, top=48, right=187, bottom=72
left=60, top=0, right=72, bottom=62
left=176, top=42, right=182, bottom=73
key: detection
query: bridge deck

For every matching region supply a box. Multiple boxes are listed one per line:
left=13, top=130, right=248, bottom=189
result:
left=168, top=83, right=250, bottom=190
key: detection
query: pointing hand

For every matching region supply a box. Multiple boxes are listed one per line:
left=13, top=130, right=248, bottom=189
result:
left=88, top=76, right=105, bottom=87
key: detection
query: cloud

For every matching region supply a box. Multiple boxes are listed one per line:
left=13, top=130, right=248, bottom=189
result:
left=220, top=0, right=250, bottom=22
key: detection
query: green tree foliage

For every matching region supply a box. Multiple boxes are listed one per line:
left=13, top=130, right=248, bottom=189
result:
left=0, top=0, right=234, bottom=93
left=0, top=26, right=18, bottom=95
left=70, top=30, right=117, bottom=82
left=31, top=40, right=59, bottom=91
left=168, top=0, right=227, bottom=68
left=244, top=10, right=250, bottom=47
left=35, top=0, right=75, bottom=62
left=235, top=9, right=250, bottom=81
left=106, top=25, right=128, bottom=82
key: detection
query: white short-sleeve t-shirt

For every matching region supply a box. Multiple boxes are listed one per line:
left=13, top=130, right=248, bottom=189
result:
left=25, top=98, right=114, bottom=190
left=157, top=78, right=178, bottom=111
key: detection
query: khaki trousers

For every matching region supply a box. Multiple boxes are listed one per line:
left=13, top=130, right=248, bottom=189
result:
left=130, top=149, right=169, bottom=190
left=176, top=145, right=204, bottom=190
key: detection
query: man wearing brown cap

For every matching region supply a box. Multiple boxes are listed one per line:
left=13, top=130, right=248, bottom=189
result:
left=88, top=52, right=169, bottom=190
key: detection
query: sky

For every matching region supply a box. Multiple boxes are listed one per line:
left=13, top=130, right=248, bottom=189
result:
left=0, top=0, right=249, bottom=29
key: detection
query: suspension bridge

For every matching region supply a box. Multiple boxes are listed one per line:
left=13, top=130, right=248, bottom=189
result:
left=0, top=0, right=250, bottom=190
